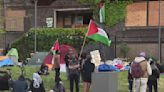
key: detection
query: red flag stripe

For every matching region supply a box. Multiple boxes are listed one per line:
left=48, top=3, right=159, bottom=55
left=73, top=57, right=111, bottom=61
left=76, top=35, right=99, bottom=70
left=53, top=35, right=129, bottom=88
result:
left=52, top=38, right=60, bottom=50
left=87, top=20, right=98, bottom=36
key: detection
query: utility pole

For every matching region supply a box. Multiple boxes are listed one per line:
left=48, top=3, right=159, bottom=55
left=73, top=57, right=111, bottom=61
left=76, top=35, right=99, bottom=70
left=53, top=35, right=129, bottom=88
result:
left=158, top=0, right=161, bottom=63
left=34, top=0, right=37, bottom=52
left=3, top=0, right=7, bottom=47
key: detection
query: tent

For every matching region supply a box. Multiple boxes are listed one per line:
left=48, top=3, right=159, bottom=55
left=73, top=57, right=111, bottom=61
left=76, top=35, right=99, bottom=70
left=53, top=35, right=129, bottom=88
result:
left=6, top=48, right=19, bottom=64
left=0, top=56, right=14, bottom=67
left=43, top=44, right=77, bottom=71
left=44, top=44, right=77, bottom=64
left=27, top=52, right=48, bottom=66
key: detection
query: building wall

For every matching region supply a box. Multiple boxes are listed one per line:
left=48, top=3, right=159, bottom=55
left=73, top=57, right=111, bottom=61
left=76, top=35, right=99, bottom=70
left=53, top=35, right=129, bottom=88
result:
left=0, top=1, right=4, bottom=29
left=126, top=1, right=164, bottom=27
left=5, top=9, right=25, bottom=31
left=56, top=11, right=92, bottom=28
left=26, top=8, right=54, bottom=28
left=116, top=43, right=164, bottom=62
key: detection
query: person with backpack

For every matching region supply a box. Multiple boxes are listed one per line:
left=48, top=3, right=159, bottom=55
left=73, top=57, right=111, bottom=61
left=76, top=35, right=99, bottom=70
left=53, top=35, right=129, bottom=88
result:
left=147, top=60, right=160, bottom=92
left=127, top=62, right=133, bottom=92
left=29, top=73, right=45, bottom=92
left=130, top=52, right=152, bottom=92
left=68, top=54, right=80, bottom=92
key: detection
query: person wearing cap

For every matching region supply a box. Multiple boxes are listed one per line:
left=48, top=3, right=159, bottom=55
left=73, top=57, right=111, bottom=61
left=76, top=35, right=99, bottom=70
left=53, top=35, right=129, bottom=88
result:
left=130, top=52, right=152, bottom=92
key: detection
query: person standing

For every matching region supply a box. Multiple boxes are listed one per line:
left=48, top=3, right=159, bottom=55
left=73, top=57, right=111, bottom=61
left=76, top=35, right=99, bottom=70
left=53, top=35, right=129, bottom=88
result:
left=64, top=48, right=73, bottom=80
left=130, top=52, right=152, bottom=92
left=52, top=50, right=61, bottom=83
left=81, top=54, right=95, bottom=92
left=79, top=52, right=87, bottom=82
left=147, top=60, right=160, bottom=92
left=68, top=54, right=80, bottom=92
left=127, top=62, right=133, bottom=92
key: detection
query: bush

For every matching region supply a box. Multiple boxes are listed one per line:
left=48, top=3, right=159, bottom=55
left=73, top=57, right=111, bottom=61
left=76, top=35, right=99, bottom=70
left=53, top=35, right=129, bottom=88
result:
left=12, top=28, right=87, bottom=60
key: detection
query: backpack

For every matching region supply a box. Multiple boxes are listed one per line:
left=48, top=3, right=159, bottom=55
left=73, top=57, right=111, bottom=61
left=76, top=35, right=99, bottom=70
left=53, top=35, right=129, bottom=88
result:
left=131, top=61, right=144, bottom=78
left=98, top=64, right=111, bottom=72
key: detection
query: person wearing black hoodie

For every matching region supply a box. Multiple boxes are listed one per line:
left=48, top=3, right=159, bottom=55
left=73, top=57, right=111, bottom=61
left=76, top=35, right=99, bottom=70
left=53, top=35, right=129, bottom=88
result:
left=9, top=75, right=28, bottom=92
left=147, top=60, right=160, bottom=92
left=81, top=54, right=95, bottom=92
left=127, top=62, right=133, bottom=92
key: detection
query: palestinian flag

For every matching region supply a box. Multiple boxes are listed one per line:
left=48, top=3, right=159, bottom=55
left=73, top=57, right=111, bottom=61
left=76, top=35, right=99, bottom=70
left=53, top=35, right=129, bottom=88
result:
left=51, top=38, right=60, bottom=54
left=86, top=20, right=111, bottom=46
left=99, top=2, right=105, bottom=23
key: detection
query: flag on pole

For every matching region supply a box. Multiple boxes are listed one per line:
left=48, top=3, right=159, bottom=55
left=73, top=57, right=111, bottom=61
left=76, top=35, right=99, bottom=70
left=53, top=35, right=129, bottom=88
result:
left=51, top=38, right=60, bottom=54
left=86, top=20, right=111, bottom=46
left=99, top=2, right=105, bottom=23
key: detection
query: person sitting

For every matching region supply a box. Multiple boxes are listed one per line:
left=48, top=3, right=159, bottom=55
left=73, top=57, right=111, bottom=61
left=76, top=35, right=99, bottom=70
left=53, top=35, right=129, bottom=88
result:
left=38, top=64, right=49, bottom=75
left=9, top=75, right=28, bottom=92
left=29, top=73, right=45, bottom=92
left=53, top=78, right=65, bottom=92
left=0, top=70, right=11, bottom=90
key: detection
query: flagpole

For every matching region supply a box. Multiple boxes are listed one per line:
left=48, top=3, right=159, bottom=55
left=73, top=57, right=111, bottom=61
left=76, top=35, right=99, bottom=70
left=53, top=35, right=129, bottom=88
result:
left=79, top=20, right=92, bottom=59
left=99, top=1, right=106, bottom=63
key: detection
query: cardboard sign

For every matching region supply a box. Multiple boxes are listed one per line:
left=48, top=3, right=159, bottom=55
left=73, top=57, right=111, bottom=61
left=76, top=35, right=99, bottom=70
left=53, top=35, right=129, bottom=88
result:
left=90, top=50, right=101, bottom=66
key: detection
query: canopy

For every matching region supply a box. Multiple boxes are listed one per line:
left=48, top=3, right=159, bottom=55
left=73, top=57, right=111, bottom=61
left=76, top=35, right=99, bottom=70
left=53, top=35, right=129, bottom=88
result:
left=0, top=56, right=14, bottom=67
left=6, top=48, right=19, bottom=59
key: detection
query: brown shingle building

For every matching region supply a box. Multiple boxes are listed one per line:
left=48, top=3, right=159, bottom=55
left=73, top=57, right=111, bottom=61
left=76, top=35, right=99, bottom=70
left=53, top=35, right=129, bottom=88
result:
left=126, top=1, right=164, bottom=27
left=4, top=0, right=92, bottom=32
left=0, top=0, right=92, bottom=48
left=117, top=1, right=164, bottom=62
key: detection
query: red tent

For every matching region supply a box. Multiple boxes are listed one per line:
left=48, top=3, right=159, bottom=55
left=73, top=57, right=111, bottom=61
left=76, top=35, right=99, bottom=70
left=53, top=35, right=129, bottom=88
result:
left=43, top=44, right=77, bottom=65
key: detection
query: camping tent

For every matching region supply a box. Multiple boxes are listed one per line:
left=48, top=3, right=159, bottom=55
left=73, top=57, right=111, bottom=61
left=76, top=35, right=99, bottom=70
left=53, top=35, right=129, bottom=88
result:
left=27, top=52, right=48, bottom=66
left=6, top=48, right=19, bottom=64
left=44, top=44, right=77, bottom=65
left=43, top=44, right=77, bottom=71
left=0, top=56, right=14, bottom=67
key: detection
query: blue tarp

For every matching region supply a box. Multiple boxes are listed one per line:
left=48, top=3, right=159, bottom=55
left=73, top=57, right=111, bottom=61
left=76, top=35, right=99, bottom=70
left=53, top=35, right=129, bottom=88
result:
left=0, top=58, right=14, bottom=67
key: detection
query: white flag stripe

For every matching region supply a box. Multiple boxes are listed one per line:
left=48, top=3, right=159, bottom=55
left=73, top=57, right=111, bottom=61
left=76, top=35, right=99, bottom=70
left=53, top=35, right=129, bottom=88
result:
left=97, top=28, right=109, bottom=39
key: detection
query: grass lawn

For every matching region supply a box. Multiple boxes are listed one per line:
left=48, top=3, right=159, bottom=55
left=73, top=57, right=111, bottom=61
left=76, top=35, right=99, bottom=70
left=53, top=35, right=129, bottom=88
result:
left=0, top=66, right=164, bottom=92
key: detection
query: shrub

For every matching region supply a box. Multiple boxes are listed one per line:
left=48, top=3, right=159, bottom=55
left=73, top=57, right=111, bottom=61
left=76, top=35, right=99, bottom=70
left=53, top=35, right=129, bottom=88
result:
left=12, top=28, right=87, bottom=60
